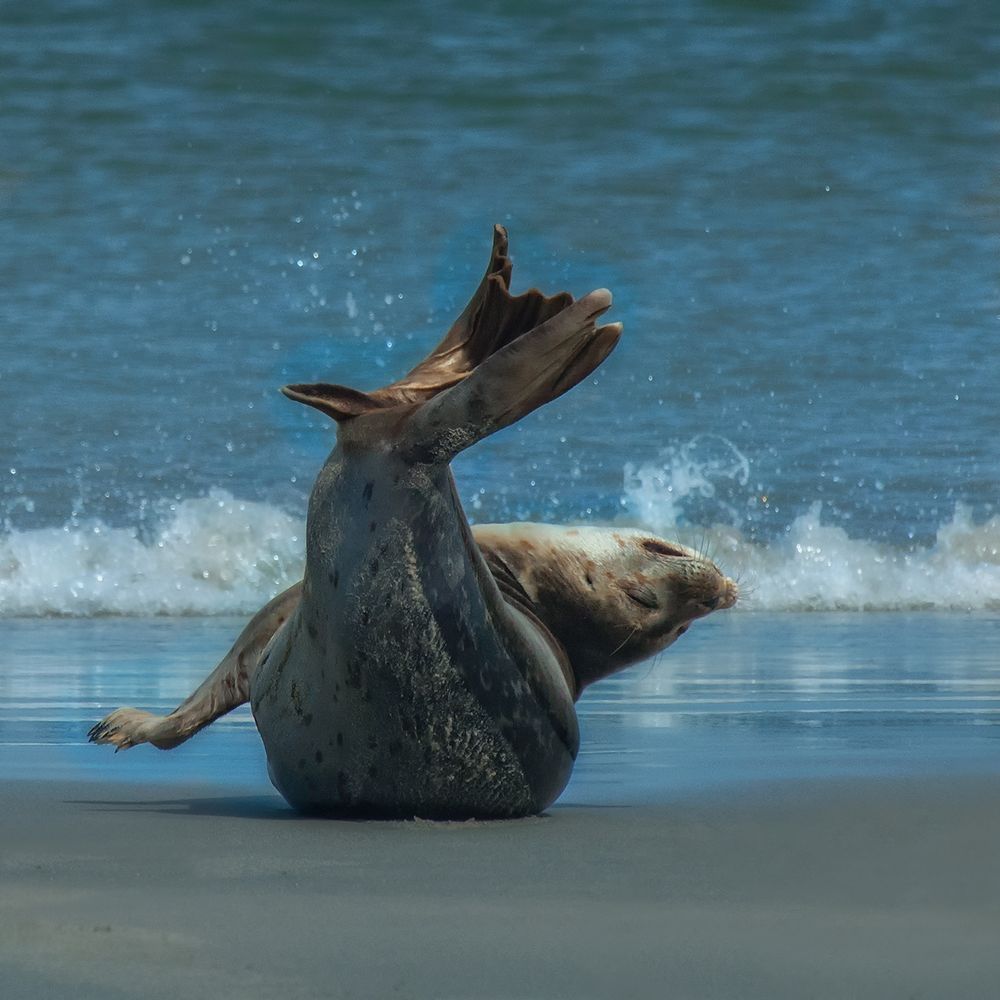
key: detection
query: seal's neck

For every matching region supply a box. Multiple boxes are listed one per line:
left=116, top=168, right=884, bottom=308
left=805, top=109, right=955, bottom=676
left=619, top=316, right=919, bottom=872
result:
left=470, top=524, right=628, bottom=696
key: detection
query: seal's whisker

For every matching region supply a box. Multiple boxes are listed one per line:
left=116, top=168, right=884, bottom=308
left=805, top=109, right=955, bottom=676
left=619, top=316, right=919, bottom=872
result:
left=731, top=566, right=758, bottom=602
left=695, top=529, right=714, bottom=564
left=638, top=653, right=661, bottom=684
left=608, top=625, right=639, bottom=660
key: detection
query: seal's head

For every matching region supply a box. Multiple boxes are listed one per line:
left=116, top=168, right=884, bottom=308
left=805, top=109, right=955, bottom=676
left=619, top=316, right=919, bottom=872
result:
left=593, top=530, right=738, bottom=670
left=473, top=524, right=737, bottom=696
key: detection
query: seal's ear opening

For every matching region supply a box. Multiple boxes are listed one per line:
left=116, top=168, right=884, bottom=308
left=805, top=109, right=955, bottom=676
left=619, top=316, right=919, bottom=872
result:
left=280, top=383, right=387, bottom=422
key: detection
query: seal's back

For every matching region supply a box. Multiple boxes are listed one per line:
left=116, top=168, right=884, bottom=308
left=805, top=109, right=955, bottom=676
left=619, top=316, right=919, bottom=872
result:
left=251, top=227, right=621, bottom=818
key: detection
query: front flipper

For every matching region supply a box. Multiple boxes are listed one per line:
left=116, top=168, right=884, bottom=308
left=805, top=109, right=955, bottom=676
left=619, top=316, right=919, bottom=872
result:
left=87, top=706, right=193, bottom=751
left=88, top=582, right=302, bottom=751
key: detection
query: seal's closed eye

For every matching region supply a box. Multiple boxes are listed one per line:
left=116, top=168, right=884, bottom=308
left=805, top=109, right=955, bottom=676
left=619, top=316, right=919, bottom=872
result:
left=621, top=581, right=659, bottom=609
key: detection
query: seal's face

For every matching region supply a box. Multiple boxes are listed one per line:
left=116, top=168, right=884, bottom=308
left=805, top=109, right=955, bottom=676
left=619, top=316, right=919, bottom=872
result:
left=471, top=524, right=737, bottom=695
left=604, top=532, right=738, bottom=669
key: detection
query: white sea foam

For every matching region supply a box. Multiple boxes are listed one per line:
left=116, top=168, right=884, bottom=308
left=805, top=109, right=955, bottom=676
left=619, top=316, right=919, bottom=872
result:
left=0, top=490, right=304, bottom=617
left=622, top=442, right=1000, bottom=612
left=1, top=467, right=999, bottom=616
left=705, top=501, right=1000, bottom=611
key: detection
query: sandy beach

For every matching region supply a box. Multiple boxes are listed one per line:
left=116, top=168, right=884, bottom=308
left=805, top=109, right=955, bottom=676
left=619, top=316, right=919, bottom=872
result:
left=4, top=614, right=1000, bottom=997
left=3, top=774, right=999, bottom=999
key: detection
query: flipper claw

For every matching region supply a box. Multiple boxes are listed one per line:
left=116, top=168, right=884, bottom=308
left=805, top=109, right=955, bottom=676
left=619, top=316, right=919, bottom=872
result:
left=87, top=707, right=160, bottom=751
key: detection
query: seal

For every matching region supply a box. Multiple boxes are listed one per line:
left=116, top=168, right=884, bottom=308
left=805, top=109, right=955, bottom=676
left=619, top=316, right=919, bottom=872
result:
left=89, top=227, right=737, bottom=818
left=88, top=526, right=736, bottom=752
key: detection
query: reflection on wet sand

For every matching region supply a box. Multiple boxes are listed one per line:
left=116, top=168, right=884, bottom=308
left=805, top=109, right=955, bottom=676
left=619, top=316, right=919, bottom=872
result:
left=2, top=613, right=999, bottom=802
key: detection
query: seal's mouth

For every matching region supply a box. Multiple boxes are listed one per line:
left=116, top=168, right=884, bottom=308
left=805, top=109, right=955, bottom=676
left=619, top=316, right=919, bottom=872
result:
left=693, top=577, right=739, bottom=616
left=712, top=577, right=739, bottom=611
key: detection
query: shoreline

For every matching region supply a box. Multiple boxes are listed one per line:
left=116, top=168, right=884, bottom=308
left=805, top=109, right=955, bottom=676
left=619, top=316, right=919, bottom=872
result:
left=6, top=611, right=1000, bottom=804
left=4, top=773, right=1000, bottom=999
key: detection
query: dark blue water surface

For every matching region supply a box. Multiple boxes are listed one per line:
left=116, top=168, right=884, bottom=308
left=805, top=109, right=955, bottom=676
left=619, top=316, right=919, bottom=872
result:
left=3, top=0, right=998, bottom=554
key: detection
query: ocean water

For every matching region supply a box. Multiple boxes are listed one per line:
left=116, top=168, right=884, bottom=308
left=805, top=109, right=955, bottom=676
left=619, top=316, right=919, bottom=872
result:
left=2, top=2, right=999, bottom=792
left=3, top=0, right=999, bottom=616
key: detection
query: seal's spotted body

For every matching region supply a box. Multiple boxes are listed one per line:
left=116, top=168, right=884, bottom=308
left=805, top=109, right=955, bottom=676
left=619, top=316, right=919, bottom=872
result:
left=89, top=228, right=737, bottom=818
left=252, top=457, right=573, bottom=817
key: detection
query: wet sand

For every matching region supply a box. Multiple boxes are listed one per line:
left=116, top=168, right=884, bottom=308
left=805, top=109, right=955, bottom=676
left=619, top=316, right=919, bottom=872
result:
left=3, top=775, right=999, bottom=999
left=5, top=613, right=999, bottom=996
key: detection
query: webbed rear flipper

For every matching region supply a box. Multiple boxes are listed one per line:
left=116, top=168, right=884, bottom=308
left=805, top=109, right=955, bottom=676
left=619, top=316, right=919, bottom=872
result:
left=280, top=225, right=620, bottom=438
left=405, top=287, right=619, bottom=463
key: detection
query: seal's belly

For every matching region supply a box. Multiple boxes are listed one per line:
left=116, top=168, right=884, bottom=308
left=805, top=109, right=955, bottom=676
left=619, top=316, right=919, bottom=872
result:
left=250, top=538, right=538, bottom=819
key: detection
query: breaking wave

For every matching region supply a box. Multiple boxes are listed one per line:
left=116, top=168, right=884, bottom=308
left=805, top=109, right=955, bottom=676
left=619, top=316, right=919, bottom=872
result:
left=1, top=446, right=998, bottom=616
left=622, top=438, right=1000, bottom=612
left=0, top=490, right=304, bottom=617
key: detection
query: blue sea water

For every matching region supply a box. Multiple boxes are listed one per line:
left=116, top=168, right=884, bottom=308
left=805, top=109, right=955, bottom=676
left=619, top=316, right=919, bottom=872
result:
left=3, top=0, right=999, bottom=615
left=2, top=1, right=999, bottom=793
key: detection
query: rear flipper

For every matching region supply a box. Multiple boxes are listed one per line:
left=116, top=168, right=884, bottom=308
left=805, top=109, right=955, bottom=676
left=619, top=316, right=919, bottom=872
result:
left=280, top=225, right=621, bottom=449
left=88, top=582, right=302, bottom=751
left=405, top=287, right=620, bottom=464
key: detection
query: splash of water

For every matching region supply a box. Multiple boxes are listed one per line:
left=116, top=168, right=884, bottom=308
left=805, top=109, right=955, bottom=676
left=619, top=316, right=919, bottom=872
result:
left=623, top=435, right=752, bottom=534
left=622, top=440, right=1000, bottom=611
left=0, top=489, right=303, bottom=616
left=1, top=463, right=999, bottom=615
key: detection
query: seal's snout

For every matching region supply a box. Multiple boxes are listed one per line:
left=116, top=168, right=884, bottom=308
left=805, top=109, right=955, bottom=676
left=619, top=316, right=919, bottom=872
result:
left=701, top=574, right=738, bottom=612
left=682, top=567, right=738, bottom=618
left=632, top=533, right=738, bottom=618
left=716, top=576, right=739, bottom=611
